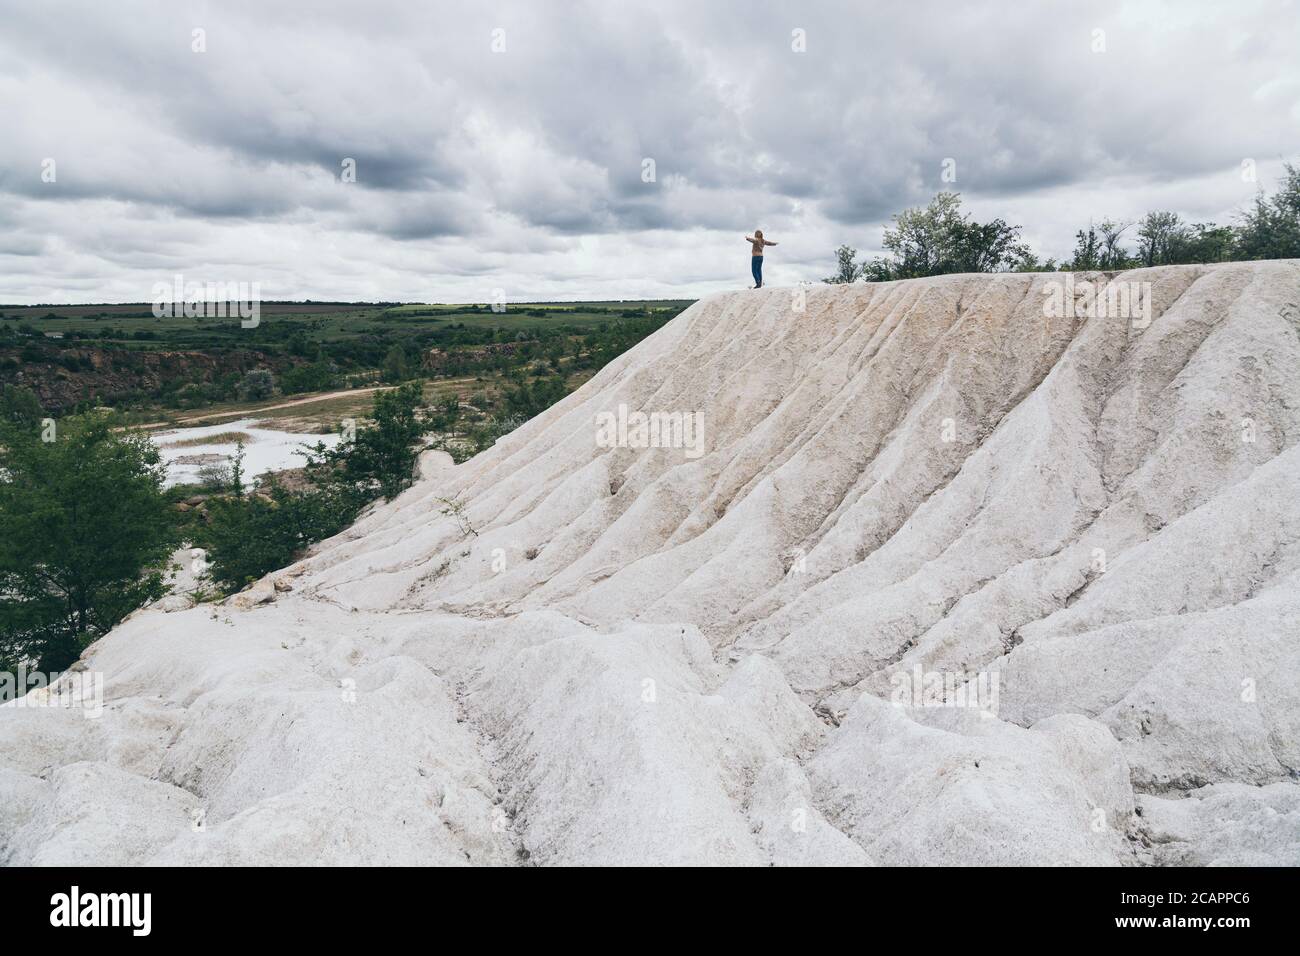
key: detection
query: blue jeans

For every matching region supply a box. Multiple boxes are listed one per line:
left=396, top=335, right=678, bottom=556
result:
left=751, top=255, right=763, bottom=286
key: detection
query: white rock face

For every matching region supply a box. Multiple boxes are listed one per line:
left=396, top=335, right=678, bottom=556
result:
left=3, top=262, right=1298, bottom=866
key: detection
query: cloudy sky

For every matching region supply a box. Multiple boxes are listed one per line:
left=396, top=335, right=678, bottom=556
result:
left=0, top=0, right=1296, bottom=303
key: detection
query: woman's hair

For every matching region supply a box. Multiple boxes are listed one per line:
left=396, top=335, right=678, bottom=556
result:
left=754, top=229, right=763, bottom=238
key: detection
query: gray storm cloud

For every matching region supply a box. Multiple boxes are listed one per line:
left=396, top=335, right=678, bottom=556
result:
left=0, top=0, right=1295, bottom=302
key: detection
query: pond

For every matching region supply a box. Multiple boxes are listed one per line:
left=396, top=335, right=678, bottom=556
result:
left=151, top=418, right=343, bottom=487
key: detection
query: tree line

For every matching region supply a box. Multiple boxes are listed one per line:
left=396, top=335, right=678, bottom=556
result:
left=824, top=162, right=1300, bottom=283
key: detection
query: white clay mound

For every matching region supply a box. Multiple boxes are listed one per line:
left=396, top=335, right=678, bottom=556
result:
left=3, top=261, right=1299, bottom=866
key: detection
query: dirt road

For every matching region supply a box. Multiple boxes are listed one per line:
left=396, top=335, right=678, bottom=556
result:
left=137, top=386, right=393, bottom=429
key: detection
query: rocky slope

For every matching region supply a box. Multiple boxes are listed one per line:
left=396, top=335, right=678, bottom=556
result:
left=0, top=346, right=291, bottom=412
left=3, top=261, right=1298, bottom=865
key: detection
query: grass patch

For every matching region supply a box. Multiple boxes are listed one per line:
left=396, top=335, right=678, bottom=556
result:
left=161, top=430, right=253, bottom=448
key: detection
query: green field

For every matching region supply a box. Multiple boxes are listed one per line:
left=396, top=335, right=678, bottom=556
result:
left=0, top=299, right=696, bottom=425
left=0, top=300, right=696, bottom=351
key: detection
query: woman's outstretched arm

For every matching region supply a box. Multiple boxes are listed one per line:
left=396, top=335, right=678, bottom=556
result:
left=745, top=235, right=755, bottom=243
left=764, top=239, right=778, bottom=246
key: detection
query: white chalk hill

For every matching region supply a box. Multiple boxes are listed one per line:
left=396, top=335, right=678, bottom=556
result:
left=4, top=261, right=1299, bottom=866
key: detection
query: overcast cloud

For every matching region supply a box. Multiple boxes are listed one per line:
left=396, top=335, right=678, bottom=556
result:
left=0, top=0, right=1296, bottom=303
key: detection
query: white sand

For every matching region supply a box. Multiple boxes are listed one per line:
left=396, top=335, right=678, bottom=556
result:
left=4, top=261, right=1298, bottom=865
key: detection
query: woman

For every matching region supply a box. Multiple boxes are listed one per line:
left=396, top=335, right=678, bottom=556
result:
left=746, top=230, right=777, bottom=288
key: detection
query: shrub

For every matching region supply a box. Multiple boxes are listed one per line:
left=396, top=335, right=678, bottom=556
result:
left=280, top=361, right=340, bottom=395
left=304, top=382, right=425, bottom=502
left=200, top=483, right=351, bottom=591
left=196, top=460, right=234, bottom=493
left=0, top=413, right=179, bottom=673
left=235, top=368, right=276, bottom=402
left=200, top=383, right=428, bottom=592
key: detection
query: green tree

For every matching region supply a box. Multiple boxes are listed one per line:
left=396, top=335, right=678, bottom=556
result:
left=306, top=382, right=426, bottom=502
left=1237, top=162, right=1300, bottom=261
left=1, top=384, right=43, bottom=426
left=200, top=384, right=430, bottom=592
left=1068, top=220, right=1131, bottom=271
left=1071, top=225, right=1103, bottom=270
left=1097, top=220, right=1133, bottom=269
left=280, top=360, right=340, bottom=395
left=236, top=368, right=276, bottom=402
left=200, top=482, right=349, bottom=592
left=230, top=441, right=246, bottom=497
left=1136, top=211, right=1188, bottom=267
left=383, top=344, right=413, bottom=383
left=823, top=244, right=863, bottom=284
left=863, top=192, right=1033, bottom=280
left=428, top=395, right=462, bottom=433
left=0, top=413, right=179, bottom=673
left=503, top=375, right=567, bottom=419
left=1178, top=222, right=1238, bottom=263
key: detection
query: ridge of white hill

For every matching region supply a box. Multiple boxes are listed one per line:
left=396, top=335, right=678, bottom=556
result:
left=3, top=261, right=1298, bottom=866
